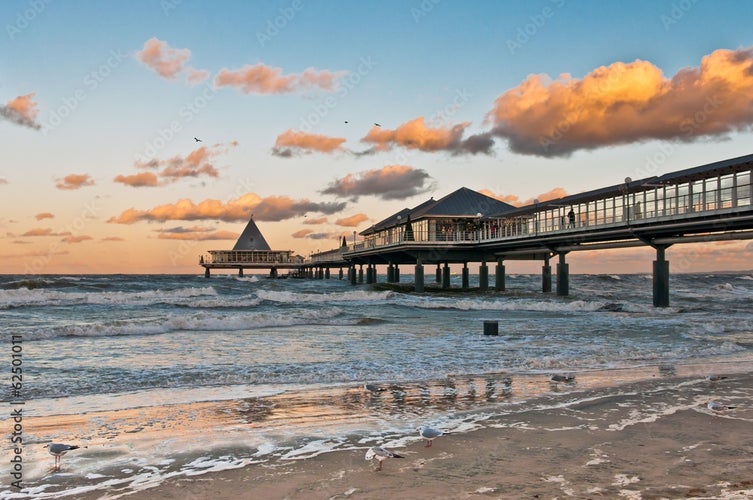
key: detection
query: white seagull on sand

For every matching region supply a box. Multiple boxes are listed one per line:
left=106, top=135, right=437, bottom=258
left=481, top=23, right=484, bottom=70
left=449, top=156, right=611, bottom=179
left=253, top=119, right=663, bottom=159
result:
left=365, top=446, right=403, bottom=471
left=707, top=401, right=736, bottom=412
left=418, top=426, right=445, bottom=447
left=44, top=443, right=81, bottom=471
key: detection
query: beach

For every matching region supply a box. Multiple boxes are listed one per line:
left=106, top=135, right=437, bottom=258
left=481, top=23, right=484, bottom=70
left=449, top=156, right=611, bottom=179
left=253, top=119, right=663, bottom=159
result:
left=18, top=364, right=753, bottom=499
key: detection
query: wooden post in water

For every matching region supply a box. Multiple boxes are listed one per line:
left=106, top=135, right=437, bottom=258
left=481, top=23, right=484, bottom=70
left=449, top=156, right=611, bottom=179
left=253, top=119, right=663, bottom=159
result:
left=462, top=262, right=469, bottom=289
left=415, top=258, right=425, bottom=293
left=542, top=255, right=552, bottom=293
left=483, top=320, right=499, bottom=336
left=442, top=262, right=451, bottom=289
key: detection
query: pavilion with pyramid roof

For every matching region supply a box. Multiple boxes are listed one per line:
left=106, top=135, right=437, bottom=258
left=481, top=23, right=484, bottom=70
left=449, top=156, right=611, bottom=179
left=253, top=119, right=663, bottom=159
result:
left=200, top=217, right=304, bottom=278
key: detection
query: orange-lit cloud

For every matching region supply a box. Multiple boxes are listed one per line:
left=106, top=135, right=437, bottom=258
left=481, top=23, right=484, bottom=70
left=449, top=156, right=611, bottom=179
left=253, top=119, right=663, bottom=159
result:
left=135, top=37, right=208, bottom=83
left=114, top=172, right=160, bottom=187
left=322, top=165, right=433, bottom=201
left=214, top=64, right=346, bottom=94
left=488, top=46, right=753, bottom=157
left=0, top=178, right=7, bottom=184
left=56, top=174, right=95, bottom=190
left=480, top=187, right=568, bottom=207
left=303, top=217, right=328, bottom=225
left=154, top=226, right=238, bottom=241
left=35, top=212, right=54, bottom=220
left=272, top=130, right=346, bottom=157
left=117, top=143, right=234, bottom=187
left=292, top=229, right=314, bottom=238
left=108, top=193, right=347, bottom=224
left=21, top=228, right=72, bottom=237
left=1, top=93, right=41, bottom=130
left=62, top=235, right=93, bottom=244
left=102, top=236, right=124, bottom=242
left=361, top=117, right=494, bottom=155
left=335, top=213, right=369, bottom=227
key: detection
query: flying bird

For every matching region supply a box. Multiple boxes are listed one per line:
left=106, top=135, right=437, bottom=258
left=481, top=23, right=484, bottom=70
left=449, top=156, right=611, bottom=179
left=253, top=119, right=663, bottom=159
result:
left=344, top=120, right=349, bottom=124
left=44, top=443, right=81, bottom=471
left=194, top=137, right=202, bottom=142
left=418, top=426, right=445, bottom=447
left=365, top=446, right=403, bottom=471
left=374, top=123, right=381, bottom=127
left=364, top=383, right=386, bottom=393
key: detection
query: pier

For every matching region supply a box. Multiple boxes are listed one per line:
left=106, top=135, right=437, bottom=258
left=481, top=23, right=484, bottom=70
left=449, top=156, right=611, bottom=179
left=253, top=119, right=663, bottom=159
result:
left=201, top=153, right=753, bottom=306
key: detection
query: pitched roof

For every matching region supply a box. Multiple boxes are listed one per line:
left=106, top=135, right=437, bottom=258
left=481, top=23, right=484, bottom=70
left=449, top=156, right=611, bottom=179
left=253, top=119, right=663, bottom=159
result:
left=232, top=217, right=271, bottom=251
left=362, top=187, right=515, bottom=235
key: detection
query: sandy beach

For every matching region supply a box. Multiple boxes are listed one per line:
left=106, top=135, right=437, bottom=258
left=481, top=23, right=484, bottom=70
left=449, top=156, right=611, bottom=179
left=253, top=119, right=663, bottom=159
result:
left=50, top=367, right=752, bottom=500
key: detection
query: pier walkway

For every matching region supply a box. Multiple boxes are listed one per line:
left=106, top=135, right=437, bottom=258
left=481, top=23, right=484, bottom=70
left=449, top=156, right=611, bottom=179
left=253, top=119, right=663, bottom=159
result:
left=202, top=153, right=753, bottom=306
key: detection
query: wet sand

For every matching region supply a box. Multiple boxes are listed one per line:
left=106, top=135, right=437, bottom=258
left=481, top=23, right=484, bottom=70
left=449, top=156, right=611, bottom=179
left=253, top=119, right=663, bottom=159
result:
left=76, top=369, right=753, bottom=499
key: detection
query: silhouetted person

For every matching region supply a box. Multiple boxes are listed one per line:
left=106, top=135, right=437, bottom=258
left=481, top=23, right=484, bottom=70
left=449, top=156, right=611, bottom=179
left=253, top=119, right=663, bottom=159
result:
left=567, top=208, right=575, bottom=228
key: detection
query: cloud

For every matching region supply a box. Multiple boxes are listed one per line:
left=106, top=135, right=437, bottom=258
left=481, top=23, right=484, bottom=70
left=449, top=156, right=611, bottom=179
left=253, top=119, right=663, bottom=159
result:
left=360, top=117, right=494, bottom=155
left=21, top=228, right=72, bottom=237
left=292, top=229, right=313, bottom=238
left=335, top=213, right=369, bottom=227
left=488, top=46, right=753, bottom=157
left=0, top=178, right=7, bottom=184
left=114, top=172, right=160, bottom=187
left=62, top=235, right=93, bottom=244
left=272, top=130, right=346, bottom=156
left=479, top=187, right=568, bottom=207
left=35, top=212, right=54, bottom=220
left=108, top=193, right=347, bottom=224
left=136, top=37, right=186, bottom=77
left=1, top=93, right=41, bottom=130
left=55, top=174, right=95, bottom=190
left=154, top=226, right=238, bottom=241
left=322, top=165, right=433, bottom=201
left=214, top=64, right=346, bottom=94
left=117, top=143, right=234, bottom=187
left=102, top=236, right=125, bottom=242
left=303, top=217, right=328, bottom=225
left=186, top=68, right=210, bottom=85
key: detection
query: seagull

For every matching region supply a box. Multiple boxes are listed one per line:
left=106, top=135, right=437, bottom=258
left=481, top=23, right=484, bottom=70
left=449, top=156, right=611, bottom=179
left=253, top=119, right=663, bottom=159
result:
left=364, top=383, right=386, bottom=393
left=705, top=375, right=729, bottom=382
left=344, top=120, right=349, bottom=124
left=194, top=137, right=202, bottom=142
left=707, top=401, right=736, bottom=412
left=418, top=426, right=445, bottom=447
left=373, top=123, right=381, bottom=127
left=44, top=443, right=81, bottom=471
left=365, top=446, right=403, bottom=471
left=550, top=374, right=576, bottom=383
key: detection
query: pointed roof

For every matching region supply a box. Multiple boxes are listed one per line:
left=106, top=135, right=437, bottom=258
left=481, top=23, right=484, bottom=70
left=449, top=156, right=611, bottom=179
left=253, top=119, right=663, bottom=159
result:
left=361, top=187, right=515, bottom=235
left=232, top=217, right=271, bottom=251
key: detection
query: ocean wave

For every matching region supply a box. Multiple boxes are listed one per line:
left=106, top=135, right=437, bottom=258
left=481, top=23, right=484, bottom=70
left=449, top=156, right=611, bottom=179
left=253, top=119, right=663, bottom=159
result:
left=256, top=289, right=391, bottom=304
left=0, top=285, right=219, bottom=309
left=23, top=307, right=346, bottom=340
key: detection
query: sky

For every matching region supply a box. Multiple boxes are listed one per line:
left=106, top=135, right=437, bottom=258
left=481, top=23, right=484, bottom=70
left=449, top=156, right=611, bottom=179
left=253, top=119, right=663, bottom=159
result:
left=2, top=0, right=753, bottom=275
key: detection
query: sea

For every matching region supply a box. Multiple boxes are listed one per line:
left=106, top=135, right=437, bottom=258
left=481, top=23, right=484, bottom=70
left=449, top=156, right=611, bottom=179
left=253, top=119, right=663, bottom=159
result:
left=2, top=271, right=753, bottom=498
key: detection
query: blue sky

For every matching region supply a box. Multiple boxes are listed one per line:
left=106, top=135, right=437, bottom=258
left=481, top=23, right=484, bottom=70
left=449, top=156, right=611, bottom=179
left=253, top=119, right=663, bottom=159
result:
left=2, top=0, right=753, bottom=273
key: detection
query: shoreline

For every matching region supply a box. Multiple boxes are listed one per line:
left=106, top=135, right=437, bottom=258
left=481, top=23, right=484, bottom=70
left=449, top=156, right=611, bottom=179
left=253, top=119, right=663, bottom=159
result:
left=9, top=360, right=753, bottom=498
left=89, top=368, right=753, bottom=499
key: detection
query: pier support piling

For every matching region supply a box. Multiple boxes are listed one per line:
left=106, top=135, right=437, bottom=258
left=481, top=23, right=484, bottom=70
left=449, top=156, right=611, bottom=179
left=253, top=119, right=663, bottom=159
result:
left=542, top=255, right=552, bottom=293
left=325, top=267, right=330, bottom=279
left=204, top=267, right=210, bottom=278
left=394, top=265, right=400, bottom=283
left=415, top=260, right=425, bottom=293
left=435, top=264, right=441, bottom=283
left=366, top=265, right=374, bottom=284
left=358, top=265, right=364, bottom=283
left=462, top=262, right=469, bottom=289
left=387, top=263, right=395, bottom=283
left=442, top=263, right=451, bottom=289
left=556, top=252, right=569, bottom=296
left=495, top=259, right=505, bottom=291
left=238, top=267, right=244, bottom=278
left=653, top=245, right=670, bottom=307
left=479, top=261, right=489, bottom=291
